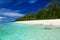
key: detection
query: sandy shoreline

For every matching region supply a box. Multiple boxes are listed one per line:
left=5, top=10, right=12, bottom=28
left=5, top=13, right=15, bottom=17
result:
left=15, top=19, right=60, bottom=26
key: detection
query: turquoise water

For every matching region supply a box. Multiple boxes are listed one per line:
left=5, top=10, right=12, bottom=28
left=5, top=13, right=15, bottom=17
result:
left=0, top=22, right=60, bottom=40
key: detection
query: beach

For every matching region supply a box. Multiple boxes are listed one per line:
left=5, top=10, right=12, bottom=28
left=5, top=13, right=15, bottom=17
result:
left=15, top=19, right=60, bottom=26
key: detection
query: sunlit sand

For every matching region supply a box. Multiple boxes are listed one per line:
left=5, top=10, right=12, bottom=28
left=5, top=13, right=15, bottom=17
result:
left=15, top=19, right=60, bottom=26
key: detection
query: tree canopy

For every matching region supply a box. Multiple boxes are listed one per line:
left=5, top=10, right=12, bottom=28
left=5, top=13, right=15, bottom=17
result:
left=16, top=0, right=60, bottom=21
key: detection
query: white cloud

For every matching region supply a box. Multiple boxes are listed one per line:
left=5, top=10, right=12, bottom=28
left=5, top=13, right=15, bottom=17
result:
left=29, top=0, right=37, bottom=3
left=0, top=16, right=6, bottom=19
left=0, top=8, right=25, bottom=21
left=3, top=12, right=25, bottom=17
left=0, top=17, right=7, bottom=21
left=0, top=17, right=3, bottom=19
left=0, top=8, right=21, bottom=13
left=0, top=8, right=25, bottom=17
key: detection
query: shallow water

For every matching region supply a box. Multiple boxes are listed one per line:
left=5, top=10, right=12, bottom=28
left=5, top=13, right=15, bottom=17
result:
left=0, top=22, right=60, bottom=40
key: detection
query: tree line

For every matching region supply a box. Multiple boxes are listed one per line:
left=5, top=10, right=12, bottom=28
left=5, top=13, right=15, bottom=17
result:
left=16, top=0, right=60, bottom=21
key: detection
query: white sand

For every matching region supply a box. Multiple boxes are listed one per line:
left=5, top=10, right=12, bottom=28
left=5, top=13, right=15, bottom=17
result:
left=15, top=19, right=60, bottom=26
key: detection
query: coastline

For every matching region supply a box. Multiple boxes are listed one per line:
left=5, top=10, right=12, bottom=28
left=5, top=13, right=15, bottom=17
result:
left=15, top=19, right=60, bottom=26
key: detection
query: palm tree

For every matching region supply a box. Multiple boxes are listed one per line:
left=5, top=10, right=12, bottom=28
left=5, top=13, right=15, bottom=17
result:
left=46, top=0, right=60, bottom=18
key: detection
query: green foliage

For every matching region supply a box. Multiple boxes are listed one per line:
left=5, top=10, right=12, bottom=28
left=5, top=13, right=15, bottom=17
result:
left=45, top=0, right=60, bottom=19
left=16, top=0, right=60, bottom=21
left=16, top=12, right=36, bottom=21
left=23, top=12, right=35, bottom=20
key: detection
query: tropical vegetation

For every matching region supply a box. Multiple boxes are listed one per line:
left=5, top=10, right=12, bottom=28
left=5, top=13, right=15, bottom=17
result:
left=16, top=0, right=60, bottom=21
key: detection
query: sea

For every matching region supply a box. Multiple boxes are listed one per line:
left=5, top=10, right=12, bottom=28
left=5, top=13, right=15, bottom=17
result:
left=0, top=22, right=60, bottom=40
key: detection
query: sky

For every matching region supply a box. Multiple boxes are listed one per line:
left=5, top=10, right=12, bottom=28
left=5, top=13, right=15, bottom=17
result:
left=0, top=0, right=52, bottom=22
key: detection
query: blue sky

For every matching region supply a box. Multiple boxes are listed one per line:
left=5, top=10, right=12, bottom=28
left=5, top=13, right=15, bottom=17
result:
left=0, top=0, right=52, bottom=22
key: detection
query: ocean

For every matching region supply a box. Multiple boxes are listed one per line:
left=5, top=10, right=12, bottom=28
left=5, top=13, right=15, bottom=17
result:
left=0, top=22, right=60, bottom=40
